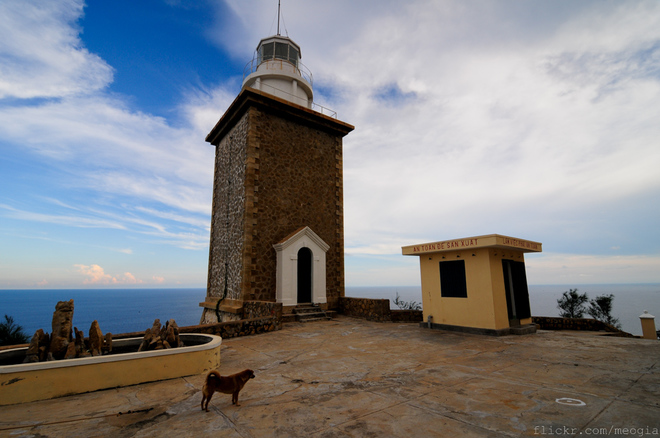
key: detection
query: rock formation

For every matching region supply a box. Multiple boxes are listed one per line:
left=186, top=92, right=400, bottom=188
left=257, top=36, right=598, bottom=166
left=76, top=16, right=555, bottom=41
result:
left=89, top=320, right=104, bottom=357
left=22, top=303, right=179, bottom=362
left=164, top=319, right=184, bottom=348
left=49, top=299, right=74, bottom=360
left=137, top=319, right=184, bottom=352
left=74, top=327, right=90, bottom=358
left=64, top=340, right=77, bottom=360
left=22, top=301, right=115, bottom=362
left=104, top=333, right=113, bottom=354
left=23, top=329, right=50, bottom=363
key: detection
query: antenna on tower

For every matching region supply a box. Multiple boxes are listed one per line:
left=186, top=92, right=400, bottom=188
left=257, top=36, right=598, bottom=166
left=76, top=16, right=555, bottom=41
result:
left=277, top=0, right=281, bottom=36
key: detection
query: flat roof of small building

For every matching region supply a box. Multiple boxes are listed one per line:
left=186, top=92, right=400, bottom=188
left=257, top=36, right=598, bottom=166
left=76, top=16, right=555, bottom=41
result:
left=402, top=234, right=542, bottom=256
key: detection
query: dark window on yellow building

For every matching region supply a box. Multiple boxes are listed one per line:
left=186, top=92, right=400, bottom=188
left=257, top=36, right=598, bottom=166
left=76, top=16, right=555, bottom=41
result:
left=439, top=260, right=467, bottom=298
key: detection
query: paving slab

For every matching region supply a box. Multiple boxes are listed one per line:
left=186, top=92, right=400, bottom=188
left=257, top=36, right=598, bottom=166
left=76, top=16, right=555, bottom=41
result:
left=0, top=316, right=658, bottom=437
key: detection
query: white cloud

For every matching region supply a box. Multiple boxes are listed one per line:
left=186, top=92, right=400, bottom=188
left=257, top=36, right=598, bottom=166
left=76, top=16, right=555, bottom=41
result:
left=0, top=0, right=113, bottom=99
left=74, top=263, right=115, bottom=285
left=0, top=1, right=219, bottom=251
left=74, top=264, right=146, bottom=285
left=0, top=203, right=126, bottom=230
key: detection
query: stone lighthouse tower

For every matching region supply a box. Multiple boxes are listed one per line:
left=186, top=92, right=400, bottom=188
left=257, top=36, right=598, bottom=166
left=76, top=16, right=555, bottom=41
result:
left=200, top=29, right=354, bottom=323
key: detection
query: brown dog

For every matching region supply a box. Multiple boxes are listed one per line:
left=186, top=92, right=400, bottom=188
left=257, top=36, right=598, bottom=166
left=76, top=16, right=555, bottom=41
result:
left=201, top=369, right=255, bottom=411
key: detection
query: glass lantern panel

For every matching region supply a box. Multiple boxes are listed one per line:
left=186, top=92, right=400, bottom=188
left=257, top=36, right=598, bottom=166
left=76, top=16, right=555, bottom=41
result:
left=275, top=42, right=288, bottom=60
left=289, top=46, right=299, bottom=67
left=260, top=42, right=274, bottom=63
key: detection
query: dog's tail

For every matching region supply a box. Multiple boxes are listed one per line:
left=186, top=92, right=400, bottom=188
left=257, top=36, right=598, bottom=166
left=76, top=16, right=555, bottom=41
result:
left=206, top=370, right=222, bottom=382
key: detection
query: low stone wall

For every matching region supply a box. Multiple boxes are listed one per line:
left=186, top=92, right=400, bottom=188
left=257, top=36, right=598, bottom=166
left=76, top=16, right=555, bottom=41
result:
left=532, top=316, right=634, bottom=337
left=114, top=316, right=280, bottom=341
left=391, top=309, right=424, bottom=323
left=338, top=297, right=423, bottom=323
left=180, top=317, right=279, bottom=339
left=339, top=297, right=390, bottom=322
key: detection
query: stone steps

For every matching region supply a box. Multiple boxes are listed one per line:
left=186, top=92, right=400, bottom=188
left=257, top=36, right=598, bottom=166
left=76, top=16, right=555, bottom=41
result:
left=283, top=305, right=333, bottom=323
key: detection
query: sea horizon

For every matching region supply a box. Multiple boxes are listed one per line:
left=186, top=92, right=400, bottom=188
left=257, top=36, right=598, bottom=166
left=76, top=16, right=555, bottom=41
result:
left=1, top=283, right=658, bottom=337
left=4, top=281, right=660, bottom=290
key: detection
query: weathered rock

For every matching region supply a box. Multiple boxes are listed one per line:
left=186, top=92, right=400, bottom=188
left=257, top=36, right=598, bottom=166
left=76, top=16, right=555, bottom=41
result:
left=150, top=319, right=161, bottom=334
left=138, top=328, right=152, bottom=352
left=23, top=329, right=49, bottom=363
left=89, top=320, right=103, bottom=357
left=64, top=340, right=77, bottom=359
left=49, top=336, right=70, bottom=360
left=49, top=300, right=74, bottom=360
left=104, top=333, right=113, bottom=354
left=73, top=327, right=87, bottom=357
left=135, top=319, right=185, bottom=352
left=165, top=319, right=183, bottom=348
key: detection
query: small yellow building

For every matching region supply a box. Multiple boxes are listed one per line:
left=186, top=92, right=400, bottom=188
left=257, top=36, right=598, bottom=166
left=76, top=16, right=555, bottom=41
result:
left=402, top=234, right=542, bottom=335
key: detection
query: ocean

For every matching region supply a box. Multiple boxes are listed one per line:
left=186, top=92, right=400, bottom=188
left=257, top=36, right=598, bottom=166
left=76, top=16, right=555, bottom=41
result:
left=1, top=284, right=658, bottom=338
left=0, top=288, right=207, bottom=338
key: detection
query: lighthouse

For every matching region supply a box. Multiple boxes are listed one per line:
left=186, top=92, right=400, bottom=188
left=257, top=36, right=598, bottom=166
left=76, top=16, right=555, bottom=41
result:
left=199, top=26, right=354, bottom=324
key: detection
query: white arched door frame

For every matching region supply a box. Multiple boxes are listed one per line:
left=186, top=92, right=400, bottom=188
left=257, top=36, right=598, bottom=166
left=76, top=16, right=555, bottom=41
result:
left=273, top=226, right=329, bottom=306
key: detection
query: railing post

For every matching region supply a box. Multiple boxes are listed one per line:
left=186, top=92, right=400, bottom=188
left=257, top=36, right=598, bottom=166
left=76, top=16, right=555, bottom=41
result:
left=639, top=311, right=657, bottom=340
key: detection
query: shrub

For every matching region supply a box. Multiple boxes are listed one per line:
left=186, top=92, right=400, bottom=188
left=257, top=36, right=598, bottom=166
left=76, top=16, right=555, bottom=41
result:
left=557, top=289, right=588, bottom=318
left=393, top=292, right=422, bottom=311
left=587, top=294, right=621, bottom=329
left=0, top=314, right=30, bottom=346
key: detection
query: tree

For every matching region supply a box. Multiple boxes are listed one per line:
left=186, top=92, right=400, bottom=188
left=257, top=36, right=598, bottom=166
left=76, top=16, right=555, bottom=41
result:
left=557, top=289, right=588, bottom=318
left=587, top=294, right=621, bottom=329
left=0, top=315, right=30, bottom=346
left=393, top=292, right=422, bottom=311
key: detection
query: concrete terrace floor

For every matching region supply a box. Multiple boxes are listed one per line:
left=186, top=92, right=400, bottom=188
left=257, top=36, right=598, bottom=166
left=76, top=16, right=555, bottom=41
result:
left=1, top=316, right=659, bottom=437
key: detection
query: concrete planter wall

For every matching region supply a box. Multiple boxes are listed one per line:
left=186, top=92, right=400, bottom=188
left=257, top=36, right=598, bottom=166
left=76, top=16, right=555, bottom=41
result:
left=0, top=334, right=221, bottom=406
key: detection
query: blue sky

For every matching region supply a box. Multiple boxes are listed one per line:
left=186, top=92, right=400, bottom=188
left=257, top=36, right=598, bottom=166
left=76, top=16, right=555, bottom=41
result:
left=1, top=0, right=659, bottom=289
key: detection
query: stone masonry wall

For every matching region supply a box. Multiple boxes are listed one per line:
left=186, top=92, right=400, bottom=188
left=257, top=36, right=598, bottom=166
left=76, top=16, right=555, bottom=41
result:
left=339, top=297, right=391, bottom=322
left=243, top=301, right=283, bottom=320
left=243, top=106, right=345, bottom=307
left=116, top=316, right=280, bottom=341
left=339, top=297, right=423, bottom=322
left=532, top=316, right=633, bottom=337
left=203, top=113, right=249, bottom=323
left=182, top=317, right=280, bottom=339
left=391, top=309, right=424, bottom=323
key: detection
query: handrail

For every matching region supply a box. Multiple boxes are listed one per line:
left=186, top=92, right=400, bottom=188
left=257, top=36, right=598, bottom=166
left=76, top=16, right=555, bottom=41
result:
left=244, top=81, right=338, bottom=119
left=312, top=102, right=337, bottom=119
left=242, top=54, right=337, bottom=119
left=243, top=55, right=313, bottom=87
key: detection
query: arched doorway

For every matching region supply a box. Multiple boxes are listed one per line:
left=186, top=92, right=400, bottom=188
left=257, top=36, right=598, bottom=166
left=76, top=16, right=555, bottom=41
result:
left=297, top=247, right=312, bottom=303
left=273, top=226, right=329, bottom=306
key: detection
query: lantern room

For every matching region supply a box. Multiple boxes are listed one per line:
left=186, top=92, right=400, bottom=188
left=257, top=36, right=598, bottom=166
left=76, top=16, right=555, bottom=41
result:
left=242, top=35, right=313, bottom=108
